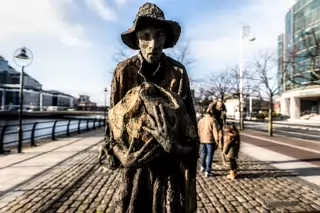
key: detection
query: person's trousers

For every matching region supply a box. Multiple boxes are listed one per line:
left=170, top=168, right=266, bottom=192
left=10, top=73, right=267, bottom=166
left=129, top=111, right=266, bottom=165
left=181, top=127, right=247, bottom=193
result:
left=201, top=143, right=216, bottom=173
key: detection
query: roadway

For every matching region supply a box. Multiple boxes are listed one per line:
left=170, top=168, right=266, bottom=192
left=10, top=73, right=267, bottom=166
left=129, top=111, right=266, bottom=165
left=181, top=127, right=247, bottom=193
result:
left=244, top=122, right=320, bottom=141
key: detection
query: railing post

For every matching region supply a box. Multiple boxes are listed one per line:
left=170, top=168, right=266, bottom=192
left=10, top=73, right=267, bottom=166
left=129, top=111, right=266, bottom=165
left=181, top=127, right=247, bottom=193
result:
left=78, top=119, right=81, bottom=134
left=86, top=119, right=89, bottom=131
left=0, top=126, right=8, bottom=154
left=66, top=120, right=72, bottom=137
left=30, top=122, right=38, bottom=147
left=52, top=121, right=58, bottom=140
left=93, top=118, right=96, bottom=130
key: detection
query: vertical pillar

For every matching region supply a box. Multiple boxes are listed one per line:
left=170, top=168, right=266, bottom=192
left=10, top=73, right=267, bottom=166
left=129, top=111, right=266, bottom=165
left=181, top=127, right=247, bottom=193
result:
left=1, top=90, right=5, bottom=110
left=280, top=98, right=289, bottom=116
left=249, top=95, right=252, bottom=115
left=290, top=97, right=300, bottom=119
left=39, top=92, right=43, bottom=111
left=70, top=98, right=74, bottom=108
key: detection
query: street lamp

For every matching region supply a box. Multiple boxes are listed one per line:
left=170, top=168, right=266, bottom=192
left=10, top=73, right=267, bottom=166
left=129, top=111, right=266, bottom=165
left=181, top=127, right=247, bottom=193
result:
left=239, top=25, right=255, bottom=130
left=104, top=88, right=108, bottom=126
left=13, top=47, right=33, bottom=153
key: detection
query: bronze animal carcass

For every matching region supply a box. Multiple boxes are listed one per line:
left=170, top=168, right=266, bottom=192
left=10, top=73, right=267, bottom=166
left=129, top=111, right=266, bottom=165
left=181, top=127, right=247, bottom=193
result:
left=108, top=82, right=197, bottom=156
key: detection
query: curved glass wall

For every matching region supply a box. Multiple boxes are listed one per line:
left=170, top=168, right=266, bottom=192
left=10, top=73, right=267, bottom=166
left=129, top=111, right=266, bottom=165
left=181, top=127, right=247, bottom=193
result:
left=282, top=0, right=320, bottom=90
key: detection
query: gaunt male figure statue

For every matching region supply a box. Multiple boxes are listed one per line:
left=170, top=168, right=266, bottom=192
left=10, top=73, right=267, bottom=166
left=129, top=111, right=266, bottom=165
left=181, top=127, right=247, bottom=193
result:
left=209, top=100, right=227, bottom=164
left=104, top=3, right=199, bottom=213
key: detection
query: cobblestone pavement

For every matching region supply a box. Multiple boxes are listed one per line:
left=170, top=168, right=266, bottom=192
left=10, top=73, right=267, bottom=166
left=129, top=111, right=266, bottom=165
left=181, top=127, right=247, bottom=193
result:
left=1, top=144, right=320, bottom=213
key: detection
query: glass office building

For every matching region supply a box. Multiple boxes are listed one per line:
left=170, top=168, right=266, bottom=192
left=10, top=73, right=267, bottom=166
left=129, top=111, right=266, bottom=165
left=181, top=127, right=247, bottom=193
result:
left=277, top=0, right=320, bottom=119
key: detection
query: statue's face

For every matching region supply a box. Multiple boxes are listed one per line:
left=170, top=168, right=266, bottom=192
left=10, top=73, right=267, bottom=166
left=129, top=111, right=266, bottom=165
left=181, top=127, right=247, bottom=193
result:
left=136, top=27, right=166, bottom=64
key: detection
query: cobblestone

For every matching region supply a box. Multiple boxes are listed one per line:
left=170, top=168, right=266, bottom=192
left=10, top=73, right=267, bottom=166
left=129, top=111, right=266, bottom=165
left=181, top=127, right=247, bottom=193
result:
left=1, top=147, right=320, bottom=212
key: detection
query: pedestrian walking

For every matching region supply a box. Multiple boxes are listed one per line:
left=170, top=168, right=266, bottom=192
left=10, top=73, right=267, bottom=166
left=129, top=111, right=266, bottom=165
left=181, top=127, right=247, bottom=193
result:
left=198, top=106, right=219, bottom=177
left=223, top=122, right=241, bottom=180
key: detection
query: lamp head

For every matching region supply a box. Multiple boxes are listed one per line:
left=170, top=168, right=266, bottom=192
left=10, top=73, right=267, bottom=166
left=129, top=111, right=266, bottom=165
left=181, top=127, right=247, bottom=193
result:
left=13, top=47, right=33, bottom=67
left=15, top=47, right=30, bottom=60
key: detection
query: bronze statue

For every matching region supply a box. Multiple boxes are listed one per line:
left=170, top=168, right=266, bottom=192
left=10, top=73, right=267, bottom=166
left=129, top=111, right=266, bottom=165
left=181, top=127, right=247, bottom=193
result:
left=207, top=100, right=227, bottom=165
left=223, top=122, right=241, bottom=180
left=101, top=3, right=199, bottom=213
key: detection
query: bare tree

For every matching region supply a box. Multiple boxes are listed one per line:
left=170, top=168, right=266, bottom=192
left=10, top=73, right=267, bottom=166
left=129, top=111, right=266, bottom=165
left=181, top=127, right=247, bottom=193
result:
left=168, top=41, right=195, bottom=70
left=251, top=51, right=279, bottom=136
left=112, top=45, right=137, bottom=64
left=281, top=27, right=320, bottom=88
left=202, top=69, right=233, bottom=102
left=229, top=65, right=261, bottom=127
left=229, top=65, right=259, bottom=99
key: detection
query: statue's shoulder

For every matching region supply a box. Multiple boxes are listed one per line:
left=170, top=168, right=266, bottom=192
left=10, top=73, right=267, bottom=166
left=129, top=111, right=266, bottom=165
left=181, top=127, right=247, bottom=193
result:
left=114, top=55, right=140, bottom=75
left=165, top=55, right=186, bottom=72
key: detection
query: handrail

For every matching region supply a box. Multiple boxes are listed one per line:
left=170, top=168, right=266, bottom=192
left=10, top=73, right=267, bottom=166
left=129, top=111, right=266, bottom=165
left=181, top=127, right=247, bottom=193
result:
left=66, top=120, right=72, bottom=137
left=30, top=122, right=38, bottom=147
left=51, top=121, right=58, bottom=140
left=0, top=117, right=104, bottom=153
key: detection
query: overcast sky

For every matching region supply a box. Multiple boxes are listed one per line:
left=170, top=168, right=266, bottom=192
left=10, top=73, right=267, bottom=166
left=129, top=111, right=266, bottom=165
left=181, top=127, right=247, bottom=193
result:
left=0, top=0, right=295, bottom=105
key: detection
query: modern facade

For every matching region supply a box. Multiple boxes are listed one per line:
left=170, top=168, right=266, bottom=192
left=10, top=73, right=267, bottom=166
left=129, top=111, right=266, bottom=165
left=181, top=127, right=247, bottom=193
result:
left=277, top=0, right=320, bottom=120
left=0, top=55, right=75, bottom=111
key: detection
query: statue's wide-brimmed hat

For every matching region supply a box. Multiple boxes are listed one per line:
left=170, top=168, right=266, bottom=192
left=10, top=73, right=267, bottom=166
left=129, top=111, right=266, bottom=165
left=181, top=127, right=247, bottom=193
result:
left=121, top=2, right=181, bottom=50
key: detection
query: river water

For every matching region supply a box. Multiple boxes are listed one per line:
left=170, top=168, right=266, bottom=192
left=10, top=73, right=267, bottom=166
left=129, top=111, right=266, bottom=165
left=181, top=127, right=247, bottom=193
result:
left=0, top=116, right=105, bottom=149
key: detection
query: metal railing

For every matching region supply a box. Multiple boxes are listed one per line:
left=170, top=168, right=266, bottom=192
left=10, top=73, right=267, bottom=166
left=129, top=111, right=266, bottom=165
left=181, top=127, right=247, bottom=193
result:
left=0, top=118, right=105, bottom=154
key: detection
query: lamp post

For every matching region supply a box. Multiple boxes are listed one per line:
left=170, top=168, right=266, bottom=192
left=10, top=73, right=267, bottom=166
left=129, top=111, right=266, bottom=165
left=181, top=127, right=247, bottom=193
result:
left=13, top=47, right=33, bottom=153
left=239, top=25, right=255, bottom=130
left=104, top=88, right=108, bottom=126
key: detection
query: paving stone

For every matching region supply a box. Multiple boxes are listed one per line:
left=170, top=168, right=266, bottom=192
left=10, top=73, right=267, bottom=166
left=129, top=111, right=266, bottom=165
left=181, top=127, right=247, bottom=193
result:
left=1, top=146, right=320, bottom=212
left=255, top=206, right=270, bottom=213
left=235, top=196, right=247, bottom=203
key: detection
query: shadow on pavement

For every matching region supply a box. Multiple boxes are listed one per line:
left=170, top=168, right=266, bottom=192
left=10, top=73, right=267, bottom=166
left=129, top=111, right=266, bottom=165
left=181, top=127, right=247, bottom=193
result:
left=269, top=158, right=320, bottom=164
left=238, top=167, right=320, bottom=178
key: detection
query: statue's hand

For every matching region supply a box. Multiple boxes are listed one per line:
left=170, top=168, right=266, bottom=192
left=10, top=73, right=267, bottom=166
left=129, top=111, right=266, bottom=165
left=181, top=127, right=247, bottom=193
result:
left=115, top=137, right=161, bottom=168
left=142, top=104, right=178, bottom=153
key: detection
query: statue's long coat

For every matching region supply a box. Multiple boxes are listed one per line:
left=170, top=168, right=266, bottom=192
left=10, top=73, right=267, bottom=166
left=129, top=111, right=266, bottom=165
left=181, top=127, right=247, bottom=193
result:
left=107, top=53, right=199, bottom=213
left=223, top=126, right=241, bottom=159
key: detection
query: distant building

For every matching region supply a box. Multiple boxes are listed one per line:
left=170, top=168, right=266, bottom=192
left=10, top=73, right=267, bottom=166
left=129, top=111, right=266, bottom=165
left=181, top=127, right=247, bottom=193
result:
left=224, top=96, right=266, bottom=120
left=76, top=94, right=97, bottom=111
left=0, top=55, right=75, bottom=111
left=78, top=94, right=90, bottom=102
